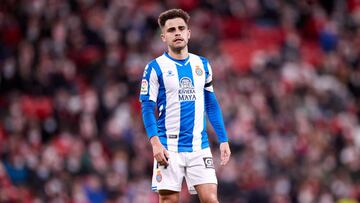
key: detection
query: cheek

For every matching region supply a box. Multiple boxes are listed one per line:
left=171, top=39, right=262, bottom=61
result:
left=163, top=35, right=170, bottom=43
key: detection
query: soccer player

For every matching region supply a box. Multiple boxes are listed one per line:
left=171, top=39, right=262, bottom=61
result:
left=140, top=8, right=231, bottom=203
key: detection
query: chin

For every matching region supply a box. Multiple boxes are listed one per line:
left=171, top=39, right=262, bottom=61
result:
left=170, top=45, right=186, bottom=52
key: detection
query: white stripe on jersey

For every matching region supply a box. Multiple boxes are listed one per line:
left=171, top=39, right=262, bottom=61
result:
left=189, top=55, right=205, bottom=151
left=156, top=55, right=180, bottom=152
left=149, top=69, right=159, bottom=102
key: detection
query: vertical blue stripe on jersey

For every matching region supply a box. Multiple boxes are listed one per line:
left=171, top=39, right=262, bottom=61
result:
left=201, top=116, right=209, bottom=149
left=201, top=57, right=210, bottom=80
left=177, top=63, right=195, bottom=152
left=149, top=60, right=168, bottom=149
left=201, top=57, right=210, bottom=149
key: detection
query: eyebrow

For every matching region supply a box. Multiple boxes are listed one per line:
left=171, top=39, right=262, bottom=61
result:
left=166, top=25, right=186, bottom=32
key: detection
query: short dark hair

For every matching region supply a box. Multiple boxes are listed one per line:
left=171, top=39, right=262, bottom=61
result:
left=158, top=9, right=190, bottom=29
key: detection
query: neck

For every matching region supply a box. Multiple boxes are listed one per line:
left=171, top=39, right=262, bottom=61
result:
left=167, top=47, right=189, bottom=60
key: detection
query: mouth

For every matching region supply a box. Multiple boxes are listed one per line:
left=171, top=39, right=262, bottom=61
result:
left=173, top=38, right=184, bottom=43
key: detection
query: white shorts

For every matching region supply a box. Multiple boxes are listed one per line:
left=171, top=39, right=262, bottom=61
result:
left=151, top=147, right=217, bottom=195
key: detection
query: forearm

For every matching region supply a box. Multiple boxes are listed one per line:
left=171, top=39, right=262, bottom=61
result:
left=141, top=101, right=158, bottom=139
left=205, top=90, right=228, bottom=143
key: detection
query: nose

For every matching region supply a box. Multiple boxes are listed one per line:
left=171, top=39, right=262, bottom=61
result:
left=175, top=28, right=181, bottom=36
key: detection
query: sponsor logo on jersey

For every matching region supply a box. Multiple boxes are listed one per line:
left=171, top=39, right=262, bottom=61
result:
left=168, top=134, right=178, bottom=139
left=178, top=77, right=196, bottom=101
left=140, top=79, right=148, bottom=95
left=203, top=157, right=214, bottom=168
left=195, top=66, right=203, bottom=76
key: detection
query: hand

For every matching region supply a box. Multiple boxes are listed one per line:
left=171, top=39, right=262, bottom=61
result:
left=150, top=136, right=169, bottom=167
left=220, top=142, right=231, bottom=166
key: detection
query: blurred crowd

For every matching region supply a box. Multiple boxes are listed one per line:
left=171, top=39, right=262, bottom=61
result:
left=0, top=0, right=359, bottom=202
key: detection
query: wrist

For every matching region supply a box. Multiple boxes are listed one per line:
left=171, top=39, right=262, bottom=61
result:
left=219, top=139, right=228, bottom=143
left=150, top=136, right=161, bottom=146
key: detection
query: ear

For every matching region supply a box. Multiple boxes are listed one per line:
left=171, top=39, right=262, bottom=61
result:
left=160, top=33, right=166, bottom=42
left=188, top=29, right=191, bottom=40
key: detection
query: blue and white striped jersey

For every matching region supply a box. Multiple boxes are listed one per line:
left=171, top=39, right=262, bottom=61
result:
left=140, top=52, right=214, bottom=152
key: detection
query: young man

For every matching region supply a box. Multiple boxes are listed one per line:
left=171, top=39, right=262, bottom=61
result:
left=139, top=9, right=231, bottom=203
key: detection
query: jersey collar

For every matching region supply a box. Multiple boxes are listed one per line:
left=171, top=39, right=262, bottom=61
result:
left=164, top=52, right=190, bottom=66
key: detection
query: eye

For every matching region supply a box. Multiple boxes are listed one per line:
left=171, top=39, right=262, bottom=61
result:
left=167, top=27, right=175, bottom=32
left=179, top=26, right=186, bottom=30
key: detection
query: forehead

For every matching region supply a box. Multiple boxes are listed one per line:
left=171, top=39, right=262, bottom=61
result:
left=163, top=17, right=187, bottom=29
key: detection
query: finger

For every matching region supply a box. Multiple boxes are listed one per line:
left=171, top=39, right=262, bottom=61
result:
left=155, top=157, right=165, bottom=166
left=164, top=149, right=169, bottom=160
left=154, top=154, right=162, bottom=161
left=220, top=151, right=225, bottom=165
left=157, top=153, right=169, bottom=166
left=221, top=156, right=229, bottom=165
left=220, top=156, right=225, bottom=165
left=155, top=154, right=164, bottom=164
left=221, top=157, right=228, bottom=165
left=161, top=149, right=169, bottom=166
left=220, top=151, right=230, bottom=165
left=162, top=154, right=169, bottom=166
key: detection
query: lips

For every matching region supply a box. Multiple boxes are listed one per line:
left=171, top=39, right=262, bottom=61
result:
left=173, top=38, right=184, bottom=42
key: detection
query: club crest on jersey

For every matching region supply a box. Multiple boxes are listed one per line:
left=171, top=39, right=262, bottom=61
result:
left=178, top=77, right=196, bottom=101
left=156, top=170, right=162, bottom=182
left=140, top=79, right=148, bottom=95
left=195, top=66, right=203, bottom=76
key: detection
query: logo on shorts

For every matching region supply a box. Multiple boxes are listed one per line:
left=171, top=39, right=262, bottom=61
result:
left=203, top=157, right=214, bottom=169
left=156, top=170, right=162, bottom=182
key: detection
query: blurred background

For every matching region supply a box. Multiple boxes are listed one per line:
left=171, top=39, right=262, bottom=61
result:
left=0, top=0, right=359, bottom=202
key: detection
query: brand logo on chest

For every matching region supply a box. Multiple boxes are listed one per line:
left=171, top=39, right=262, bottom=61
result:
left=166, top=70, right=175, bottom=77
